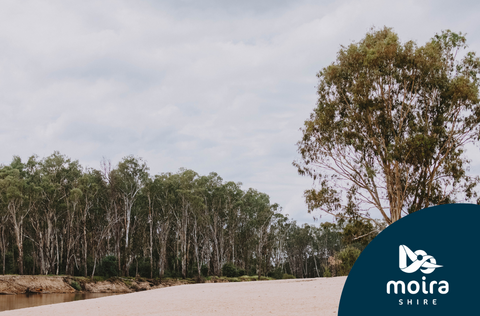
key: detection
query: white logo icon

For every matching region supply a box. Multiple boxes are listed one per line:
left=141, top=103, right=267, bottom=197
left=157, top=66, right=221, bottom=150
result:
left=399, top=245, right=442, bottom=274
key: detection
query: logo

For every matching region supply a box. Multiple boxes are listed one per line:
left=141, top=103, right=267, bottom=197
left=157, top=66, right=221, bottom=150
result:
left=339, top=205, right=480, bottom=315
left=399, top=245, right=442, bottom=274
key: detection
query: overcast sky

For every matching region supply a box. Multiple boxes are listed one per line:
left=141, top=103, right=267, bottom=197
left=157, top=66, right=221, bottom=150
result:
left=1, top=0, right=480, bottom=224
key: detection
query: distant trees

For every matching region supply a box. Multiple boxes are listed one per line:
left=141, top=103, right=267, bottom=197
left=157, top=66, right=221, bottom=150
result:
left=0, top=151, right=376, bottom=278
left=295, top=27, right=480, bottom=224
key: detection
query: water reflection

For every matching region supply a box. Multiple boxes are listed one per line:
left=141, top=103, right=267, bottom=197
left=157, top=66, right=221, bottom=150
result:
left=0, top=293, right=120, bottom=312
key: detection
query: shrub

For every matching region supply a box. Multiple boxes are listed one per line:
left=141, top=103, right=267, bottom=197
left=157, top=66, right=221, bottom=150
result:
left=237, top=269, right=246, bottom=277
left=128, top=258, right=151, bottom=278
left=323, top=268, right=332, bottom=277
left=201, top=264, right=209, bottom=277
left=221, top=262, right=238, bottom=277
left=337, top=246, right=361, bottom=276
left=100, top=255, right=118, bottom=278
left=282, top=273, right=296, bottom=279
left=267, top=268, right=283, bottom=279
left=70, top=281, right=81, bottom=291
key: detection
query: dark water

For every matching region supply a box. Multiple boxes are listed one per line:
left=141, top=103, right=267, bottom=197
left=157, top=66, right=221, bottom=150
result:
left=0, top=293, right=120, bottom=312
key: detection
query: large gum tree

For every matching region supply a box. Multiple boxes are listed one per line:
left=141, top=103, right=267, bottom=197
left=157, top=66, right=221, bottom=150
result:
left=294, top=27, right=480, bottom=225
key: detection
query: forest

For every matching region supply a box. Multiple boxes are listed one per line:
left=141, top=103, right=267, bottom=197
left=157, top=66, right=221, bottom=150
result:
left=0, top=151, right=381, bottom=280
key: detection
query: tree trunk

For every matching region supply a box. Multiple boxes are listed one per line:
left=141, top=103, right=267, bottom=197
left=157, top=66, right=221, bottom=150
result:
left=157, top=219, right=170, bottom=278
left=12, top=219, right=24, bottom=275
left=1, top=226, right=5, bottom=275
left=149, top=213, right=153, bottom=279
left=83, top=210, right=88, bottom=277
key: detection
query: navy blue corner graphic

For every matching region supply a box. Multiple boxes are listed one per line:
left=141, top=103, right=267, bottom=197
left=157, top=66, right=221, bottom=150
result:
left=338, top=204, right=480, bottom=316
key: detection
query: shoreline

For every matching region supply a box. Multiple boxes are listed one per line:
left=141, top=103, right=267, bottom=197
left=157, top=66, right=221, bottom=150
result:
left=0, top=275, right=225, bottom=295
left=0, top=276, right=347, bottom=315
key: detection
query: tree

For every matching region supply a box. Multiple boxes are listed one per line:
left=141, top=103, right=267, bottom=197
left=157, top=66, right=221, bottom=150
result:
left=243, top=189, right=277, bottom=278
left=294, top=27, right=480, bottom=225
left=115, top=156, right=149, bottom=276
left=0, top=158, right=28, bottom=275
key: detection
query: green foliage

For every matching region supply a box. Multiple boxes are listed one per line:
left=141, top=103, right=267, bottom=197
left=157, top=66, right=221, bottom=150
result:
left=92, top=276, right=105, bottom=282
left=337, top=246, right=362, bottom=276
left=221, top=262, right=238, bottom=277
left=282, top=273, right=296, bottom=279
left=323, top=268, right=331, bottom=278
left=70, top=281, right=81, bottom=291
left=295, top=26, right=480, bottom=224
left=267, top=268, right=284, bottom=279
left=100, top=256, right=118, bottom=278
left=200, top=264, right=209, bottom=277
left=0, top=151, right=373, bottom=280
left=128, top=258, right=151, bottom=278
left=247, top=266, right=257, bottom=276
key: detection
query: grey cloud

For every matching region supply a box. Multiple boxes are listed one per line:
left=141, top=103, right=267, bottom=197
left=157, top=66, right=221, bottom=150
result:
left=1, top=0, right=480, bottom=224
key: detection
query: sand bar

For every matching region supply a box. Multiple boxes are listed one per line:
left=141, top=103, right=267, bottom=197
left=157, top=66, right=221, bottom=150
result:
left=0, top=276, right=346, bottom=315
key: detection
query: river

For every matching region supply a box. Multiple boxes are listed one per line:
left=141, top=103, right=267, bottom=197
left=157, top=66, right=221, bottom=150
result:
left=0, top=293, right=120, bottom=312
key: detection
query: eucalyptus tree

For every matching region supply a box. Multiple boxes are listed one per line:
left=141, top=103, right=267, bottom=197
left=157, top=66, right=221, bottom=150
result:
left=99, top=158, right=123, bottom=274
left=295, top=27, right=480, bottom=224
left=90, top=182, right=115, bottom=279
left=189, top=192, right=206, bottom=278
left=0, top=208, right=7, bottom=275
left=34, top=152, right=82, bottom=274
left=76, top=169, right=103, bottom=276
left=142, top=177, right=156, bottom=278
left=197, top=172, right=228, bottom=276
left=223, top=181, right=243, bottom=265
left=64, top=185, right=82, bottom=276
left=269, top=213, right=291, bottom=272
left=285, top=223, right=312, bottom=278
left=243, top=189, right=278, bottom=278
left=172, top=169, right=201, bottom=278
left=153, top=172, right=174, bottom=278
left=0, top=157, right=28, bottom=274
left=114, top=156, right=149, bottom=276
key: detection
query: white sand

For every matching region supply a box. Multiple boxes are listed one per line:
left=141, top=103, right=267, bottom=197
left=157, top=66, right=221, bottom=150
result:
left=1, top=277, right=347, bottom=316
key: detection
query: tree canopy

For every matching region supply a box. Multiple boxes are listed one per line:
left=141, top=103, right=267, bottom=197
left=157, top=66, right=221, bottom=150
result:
left=294, top=27, right=480, bottom=224
left=0, top=152, right=371, bottom=279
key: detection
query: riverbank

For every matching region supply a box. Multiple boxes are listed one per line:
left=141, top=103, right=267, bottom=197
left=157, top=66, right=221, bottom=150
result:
left=0, top=276, right=347, bottom=315
left=0, top=275, right=189, bottom=295
left=0, top=274, right=274, bottom=295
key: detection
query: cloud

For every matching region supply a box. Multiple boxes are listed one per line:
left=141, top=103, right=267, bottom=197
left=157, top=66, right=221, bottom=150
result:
left=0, top=0, right=479, bottom=224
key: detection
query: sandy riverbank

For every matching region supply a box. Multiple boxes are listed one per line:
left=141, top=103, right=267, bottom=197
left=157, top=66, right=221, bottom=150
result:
left=0, top=276, right=347, bottom=315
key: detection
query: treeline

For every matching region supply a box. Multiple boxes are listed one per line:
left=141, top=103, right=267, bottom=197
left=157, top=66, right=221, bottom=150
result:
left=0, top=152, right=381, bottom=279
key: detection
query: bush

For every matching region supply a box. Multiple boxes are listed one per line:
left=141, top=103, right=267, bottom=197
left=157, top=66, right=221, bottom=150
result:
left=100, top=256, right=118, bottom=278
left=221, top=262, right=238, bottom=277
left=128, top=258, right=151, bottom=278
left=282, top=273, right=296, bottom=279
left=337, top=246, right=361, bottom=276
left=201, top=264, right=209, bottom=277
left=323, top=268, right=332, bottom=277
left=267, top=268, right=283, bottom=279
left=237, top=269, right=246, bottom=277
left=70, top=281, right=81, bottom=291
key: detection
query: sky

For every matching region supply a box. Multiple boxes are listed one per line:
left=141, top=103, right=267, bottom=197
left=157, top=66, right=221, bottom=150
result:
left=1, top=0, right=480, bottom=225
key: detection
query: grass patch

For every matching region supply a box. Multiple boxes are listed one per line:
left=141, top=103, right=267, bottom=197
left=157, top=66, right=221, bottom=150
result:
left=239, top=275, right=257, bottom=281
left=70, top=281, right=81, bottom=291
left=92, top=276, right=106, bottom=282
